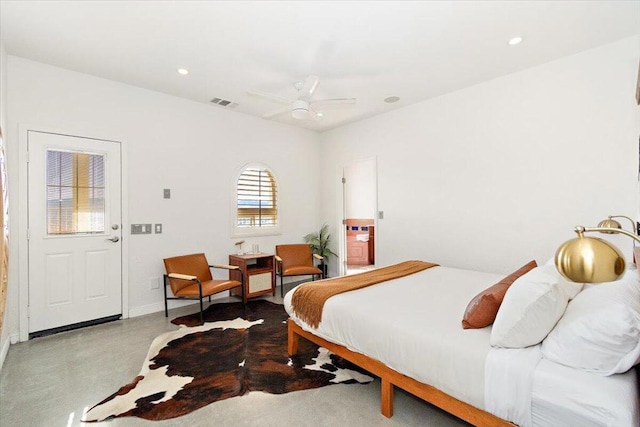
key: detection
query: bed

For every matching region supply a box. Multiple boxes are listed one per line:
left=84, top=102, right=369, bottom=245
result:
left=283, top=261, right=640, bottom=426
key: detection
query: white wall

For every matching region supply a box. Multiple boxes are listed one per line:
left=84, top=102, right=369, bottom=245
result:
left=0, top=43, right=6, bottom=146
left=321, top=36, right=640, bottom=276
left=0, top=41, right=9, bottom=366
left=5, top=57, right=321, bottom=338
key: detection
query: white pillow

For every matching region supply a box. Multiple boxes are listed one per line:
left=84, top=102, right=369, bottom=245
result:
left=490, top=264, right=583, bottom=348
left=541, top=269, right=640, bottom=375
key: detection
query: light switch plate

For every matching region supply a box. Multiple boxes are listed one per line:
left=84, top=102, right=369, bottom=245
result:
left=163, top=189, right=171, bottom=199
left=131, top=224, right=152, bottom=234
left=154, top=224, right=162, bottom=234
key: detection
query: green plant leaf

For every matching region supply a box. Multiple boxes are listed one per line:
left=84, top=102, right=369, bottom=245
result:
left=303, top=223, right=336, bottom=259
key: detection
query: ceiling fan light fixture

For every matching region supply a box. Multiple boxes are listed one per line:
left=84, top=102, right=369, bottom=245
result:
left=508, top=36, right=523, bottom=46
left=291, top=100, right=310, bottom=119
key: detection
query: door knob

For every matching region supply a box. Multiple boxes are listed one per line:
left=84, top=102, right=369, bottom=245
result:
left=107, top=236, right=120, bottom=243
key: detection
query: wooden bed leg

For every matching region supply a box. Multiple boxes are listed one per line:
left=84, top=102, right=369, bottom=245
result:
left=287, top=320, right=299, bottom=356
left=381, top=378, right=394, bottom=418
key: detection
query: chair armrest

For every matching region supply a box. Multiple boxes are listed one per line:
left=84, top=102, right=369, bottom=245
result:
left=275, top=255, right=283, bottom=262
left=168, top=273, right=198, bottom=281
left=313, top=254, right=324, bottom=261
left=210, top=264, right=240, bottom=270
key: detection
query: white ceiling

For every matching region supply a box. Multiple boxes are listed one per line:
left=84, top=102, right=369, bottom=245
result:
left=1, top=1, right=639, bottom=132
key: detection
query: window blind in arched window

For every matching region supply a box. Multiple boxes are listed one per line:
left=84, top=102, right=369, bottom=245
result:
left=236, top=167, right=277, bottom=228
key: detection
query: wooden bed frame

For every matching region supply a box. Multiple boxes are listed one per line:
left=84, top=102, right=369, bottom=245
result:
left=288, top=319, right=514, bottom=426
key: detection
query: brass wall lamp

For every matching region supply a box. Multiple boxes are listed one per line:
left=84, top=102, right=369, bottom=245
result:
left=555, top=217, right=640, bottom=284
left=597, top=215, right=638, bottom=236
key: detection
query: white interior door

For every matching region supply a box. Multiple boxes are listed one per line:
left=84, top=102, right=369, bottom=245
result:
left=27, top=131, right=122, bottom=334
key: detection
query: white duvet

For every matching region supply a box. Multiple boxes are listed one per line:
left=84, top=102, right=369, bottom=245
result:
left=285, top=266, right=501, bottom=410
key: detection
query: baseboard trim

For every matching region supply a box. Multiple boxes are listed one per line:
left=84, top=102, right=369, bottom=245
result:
left=0, top=335, right=10, bottom=371
left=128, top=301, right=166, bottom=318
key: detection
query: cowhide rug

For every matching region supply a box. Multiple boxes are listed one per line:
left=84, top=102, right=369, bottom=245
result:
left=83, top=300, right=373, bottom=422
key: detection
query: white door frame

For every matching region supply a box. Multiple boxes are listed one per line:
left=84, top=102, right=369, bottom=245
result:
left=17, top=124, right=129, bottom=342
left=336, top=156, right=378, bottom=277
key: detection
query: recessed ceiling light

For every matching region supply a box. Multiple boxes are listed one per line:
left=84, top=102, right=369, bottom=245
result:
left=384, top=96, right=400, bottom=103
left=177, top=68, right=189, bottom=75
left=508, top=36, right=523, bottom=46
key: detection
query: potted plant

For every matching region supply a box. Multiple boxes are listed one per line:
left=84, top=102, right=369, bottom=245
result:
left=303, top=223, right=337, bottom=277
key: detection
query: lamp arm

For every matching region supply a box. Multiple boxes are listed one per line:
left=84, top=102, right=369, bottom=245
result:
left=608, top=215, right=638, bottom=235
left=577, top=226, right=640, bottom=244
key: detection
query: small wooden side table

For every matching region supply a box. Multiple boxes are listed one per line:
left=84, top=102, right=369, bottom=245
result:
left=228, top=253, right=275, bottom=302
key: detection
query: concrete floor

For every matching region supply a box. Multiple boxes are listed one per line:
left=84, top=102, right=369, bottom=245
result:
left=346, top=265, right=377, bottom=275
left=0, top=294, right=468, bottom=427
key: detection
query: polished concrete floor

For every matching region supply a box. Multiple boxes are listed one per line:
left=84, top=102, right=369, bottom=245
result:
left=0, top=293, right=468, bottom=426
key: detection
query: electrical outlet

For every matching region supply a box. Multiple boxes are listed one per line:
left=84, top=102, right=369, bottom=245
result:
left=155, top=224, right=162, bottom=234
left=163, top=189, right=171, bottom=199
left=150, top=277, right=160, bottom=290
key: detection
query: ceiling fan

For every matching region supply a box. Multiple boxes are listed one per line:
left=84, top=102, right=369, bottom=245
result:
left=248, top=75, right=356, bottom=120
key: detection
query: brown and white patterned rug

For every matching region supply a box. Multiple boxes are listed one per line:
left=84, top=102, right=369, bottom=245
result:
left=83, top=300, right=372, bottom=422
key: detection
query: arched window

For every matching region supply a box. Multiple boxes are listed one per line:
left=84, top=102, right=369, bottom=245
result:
left=236, top=165, right=278, bottom=230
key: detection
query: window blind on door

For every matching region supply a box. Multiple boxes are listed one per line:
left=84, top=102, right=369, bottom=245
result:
left=46, top=150, right=106, bottom=235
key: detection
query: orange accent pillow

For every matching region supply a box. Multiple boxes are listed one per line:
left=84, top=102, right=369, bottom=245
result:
left=461, top=260, right=538, bottom=329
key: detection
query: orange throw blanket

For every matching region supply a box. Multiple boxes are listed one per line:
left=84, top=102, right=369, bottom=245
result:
left=291, top=260, right=438, bottom=328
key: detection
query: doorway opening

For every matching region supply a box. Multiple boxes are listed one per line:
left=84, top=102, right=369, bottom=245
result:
left=342, top=158, right=377, bottom=276
left=345, top=219, right=376, bottom=275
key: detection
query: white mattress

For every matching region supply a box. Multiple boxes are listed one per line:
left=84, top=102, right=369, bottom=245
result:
left=284, top=265, right=503, bottom=410
left=285, top=264, right=640, bottom=426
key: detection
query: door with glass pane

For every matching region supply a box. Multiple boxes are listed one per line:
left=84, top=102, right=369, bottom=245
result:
left=27, top=131, right=122, bottom=334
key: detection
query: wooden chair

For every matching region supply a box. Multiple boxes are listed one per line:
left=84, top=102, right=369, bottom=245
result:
left=163, top=253, right=243, bottom=324
left=275, top=244, right=324, bottom=297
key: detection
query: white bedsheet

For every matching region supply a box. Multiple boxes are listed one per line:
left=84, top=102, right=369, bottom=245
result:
left=284, top=265, right=503, bottom=410
left=531, top=358, right=639, bottom=426
left=485, top=345, right=542, bottom=426
left=486, top=345, right=640, bottom=427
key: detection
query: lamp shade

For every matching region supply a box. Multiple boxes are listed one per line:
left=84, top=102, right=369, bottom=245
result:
left=555, top=235, right=626, bottom=283
left=596, top=218, right=622, bottom=233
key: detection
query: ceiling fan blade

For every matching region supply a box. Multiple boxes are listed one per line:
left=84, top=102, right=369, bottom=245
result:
left=309, top=107, right=324, bottom=121
left=247, top=89, right=293, bottom=105
left=262, top=105, right=291, bottom=119
left=297, top=75, right=320, bottom=101
left=311, top=98, right=356, bottom=107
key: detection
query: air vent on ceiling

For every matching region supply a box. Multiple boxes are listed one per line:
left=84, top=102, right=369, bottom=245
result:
left=210, top=97, right=238, bottom=109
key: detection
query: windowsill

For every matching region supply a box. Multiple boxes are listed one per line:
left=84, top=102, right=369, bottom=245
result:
left=232, top=226, right=282, bottom=238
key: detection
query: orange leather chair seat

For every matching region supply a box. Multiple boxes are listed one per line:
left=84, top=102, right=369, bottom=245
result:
left=174, top=279, right=241, bottom=298
left=283, top=266, right=322, bottom=276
